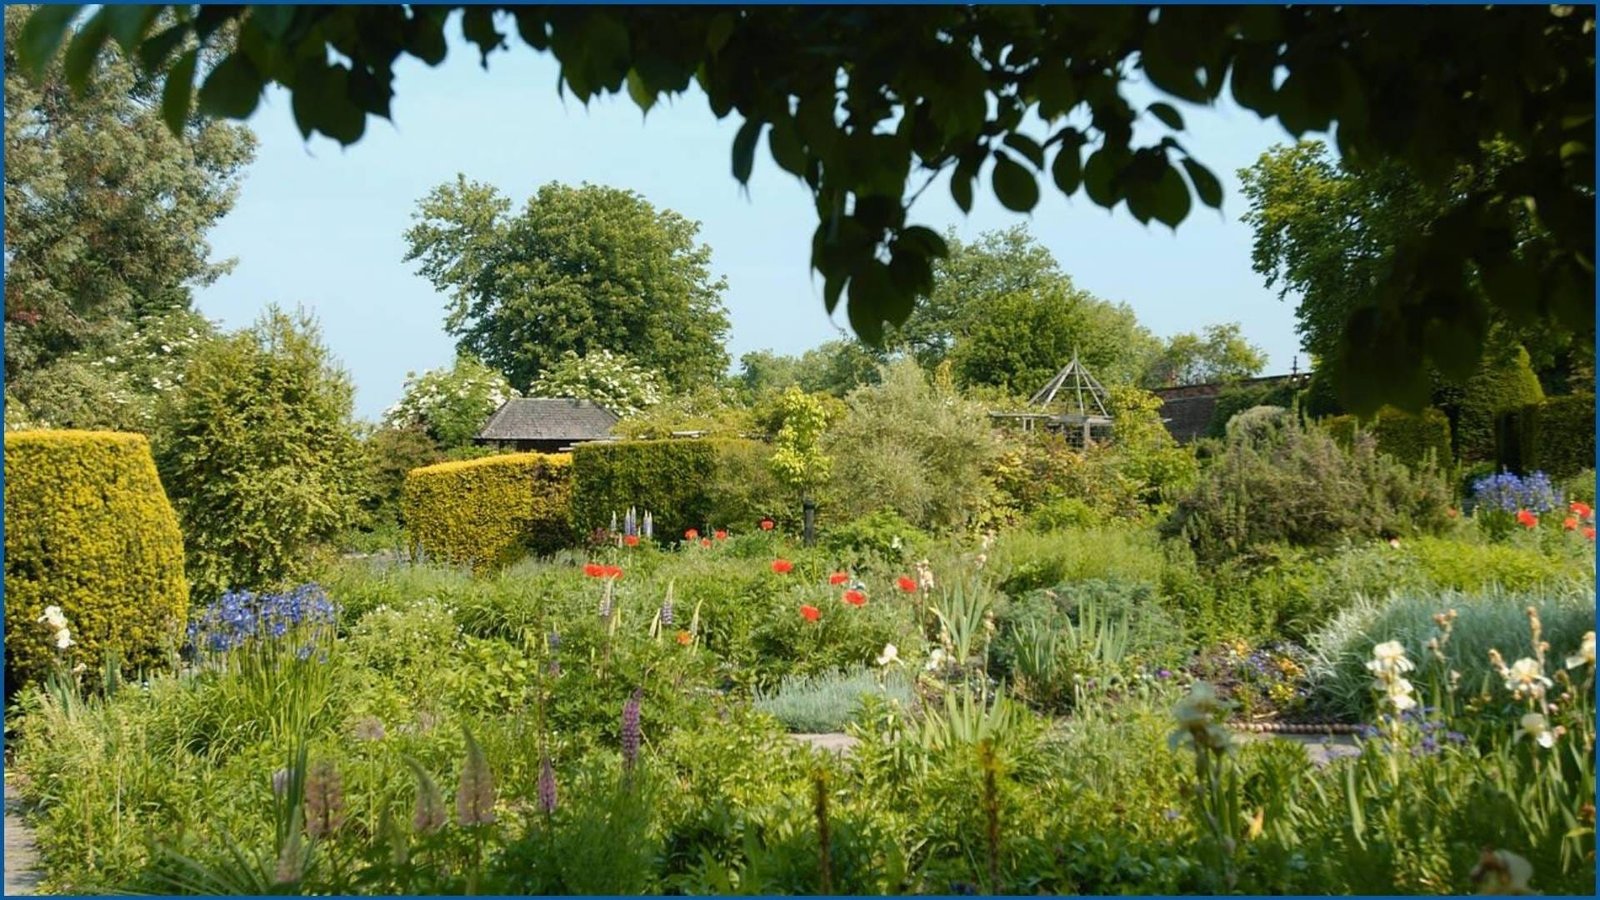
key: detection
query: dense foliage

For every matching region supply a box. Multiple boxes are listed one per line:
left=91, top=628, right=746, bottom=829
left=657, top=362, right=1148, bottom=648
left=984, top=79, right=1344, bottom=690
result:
left=382, top=355, right=519, bottom=451
left=3, top=430, right=188, bottom=690
left=1496, top=394, right=1596, bottom=481
left=155, top=308, right=365, bottom=602
left=403, top=452, right=574, bottom=570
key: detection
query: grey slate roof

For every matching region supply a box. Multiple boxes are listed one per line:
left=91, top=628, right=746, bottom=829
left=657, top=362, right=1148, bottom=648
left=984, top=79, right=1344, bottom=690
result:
left=475, top=397, right=620, bottom=443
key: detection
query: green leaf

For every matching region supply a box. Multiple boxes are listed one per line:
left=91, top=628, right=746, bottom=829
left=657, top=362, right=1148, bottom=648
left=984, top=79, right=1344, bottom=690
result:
left=197, top=55, right=264, bottom=120
left=1180, top=157, right=1223, bottom=208
left=626, top=69, right=655, bottom=114
left=461, top=7, right=505, bottom=67
left=248, top=6, right=297, bottom=41
left=18, top=5, right=82, bottom=77
left=767, top=118, right=806, bottom=177
left=1001, top=133, right=1045, bottom=168
left=104, top=6, right=159, bottom=54
left=61, top=8, right=111, bottom=95
left=138, top=24, right=190, bottom=72
left=1082, top=148, right=1119, bottom=208
left=847, top=262, right=893, bottom=347
left=1149, top=163, right=1192, bottom=229
left=731, top=119, right=763, bottom=185
left=1146, top=101, right=1184, bottom=130
left=1051, top=131, right=1084, bottom=195
left=160, top=49, right=199, bottom=135
left=407, top=9, right=451, bottom=65
left=991, top=152, right=1040, bottom=213
left=705, top=12, right=736, bottom=53
left=950, top=169, right=974, bottom=213
left=895, top=225, right=949, bottom=260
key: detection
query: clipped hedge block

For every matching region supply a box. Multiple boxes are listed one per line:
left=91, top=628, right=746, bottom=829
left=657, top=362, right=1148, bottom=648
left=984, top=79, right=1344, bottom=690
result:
left=1456, top=342, right=1544, bottom=462
left=571, top=438, right=773, bottom=539
left=1496, top=394, right=1595, bottom=479
left=1325, top=406, right=1453, bottom=470
left=403, top=452, right=574, bottom=570
left=4, top=430, right=189, bottom=689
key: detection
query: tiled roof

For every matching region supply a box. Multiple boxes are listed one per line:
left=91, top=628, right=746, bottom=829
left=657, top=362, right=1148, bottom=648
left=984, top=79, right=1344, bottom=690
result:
left=475, top=397, right=620, bottom=442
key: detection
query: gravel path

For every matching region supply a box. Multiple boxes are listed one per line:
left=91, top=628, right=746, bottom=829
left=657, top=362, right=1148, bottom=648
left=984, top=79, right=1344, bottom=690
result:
left=4, top=778, right=42, bottom=895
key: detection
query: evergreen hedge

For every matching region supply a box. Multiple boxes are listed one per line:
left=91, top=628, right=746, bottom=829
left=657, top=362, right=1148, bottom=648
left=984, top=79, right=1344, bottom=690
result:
left=402, top=452, right=574, bottom=570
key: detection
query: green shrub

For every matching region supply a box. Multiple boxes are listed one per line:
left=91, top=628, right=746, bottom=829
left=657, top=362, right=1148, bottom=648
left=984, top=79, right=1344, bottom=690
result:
left=1203, top=380, right=1299, bottom=438
left=1560, top=468, right=1596, bottom=506
left=155, top=308, right=364, bottom=602
left=990, top=527, right=1166, bottom=595
left=1495, top=393, right=1594, bottom=479
left=403, top=452, right=574, bottom=570
left=1027, top=496, right=1100, bottom=531
left=1325, top=406, right=1454, bottom=470
left=571, top=438, right=769, bottom=538
left=1164, top=411, right=1453, bottom=564
left=4, top=430, right=189, bottom=689
left=1307, top=584, right=1595, bottom=720
left=753, top=666, right=912, bottom=732
left=1454, top=339, right=1544, bottom=462
left=823, top=508, right=932, bottom=564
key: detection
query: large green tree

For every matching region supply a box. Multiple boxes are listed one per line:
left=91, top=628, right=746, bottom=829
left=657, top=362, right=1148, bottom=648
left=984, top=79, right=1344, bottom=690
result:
left=3, top=5, right=254, bottom=383
left=404, top=177, right=730, bottom=391
left=20, top=5, right=1592, bottom=413
left=155, top=307, right=364, bottom=602
left=1240, top=140, right=1588, bottom=407
left=1139, top=323, right=1267, bottom=388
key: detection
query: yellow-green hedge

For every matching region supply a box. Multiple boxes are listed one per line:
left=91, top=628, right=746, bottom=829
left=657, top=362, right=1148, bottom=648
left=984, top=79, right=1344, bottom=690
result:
left=402, top=452, right=574, bottom=571
left=4, top=430, right=189, bottom=689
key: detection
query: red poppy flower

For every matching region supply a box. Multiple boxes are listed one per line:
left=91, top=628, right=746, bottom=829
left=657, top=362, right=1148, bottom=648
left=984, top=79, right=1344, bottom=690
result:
left=1572, top=501, right=1594, bottom=519
left=675, top=630, right=693, bottom=646
left=759, top=518, right=775, bottom=531
left=772, top=559, right=793, bottom=574
left=1516, top=509, right=1538, bottom=528
left=1446, top=508, right=1459, bottom=518
left=828, top=571, right=849, bottom=585
left=623, top=534, right=640, bottom=547
left=1564, top=516, right=1579, bottom=531
left=800, top=604, right=821, bottom=622
left=685, top=528, right=700, bottom=541
left=842, top=589, right=866, bottom=607
left=1585, top=527, right=1597, bottom=541
left=896, top=576, right=917, bottom=593
left=715, top=529, right=728, bottom=541
left=584, top=563, right=605, bottom=578
left=602, top=565, right=623, bottom=579
left=701, top=538, right=712, bottom=548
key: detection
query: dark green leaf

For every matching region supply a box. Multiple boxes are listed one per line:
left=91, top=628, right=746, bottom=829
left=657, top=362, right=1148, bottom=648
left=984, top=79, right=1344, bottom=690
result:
left=822, top=273, right=846, bottom=316
left=138, top=24, right=190, bottom=72
left=249, top=6, right=297, bottom=41
left=1229, top=44, right=1278, bottom=116
left=1051, top=131, right=1083, bottom=195
left=62, top=9, right=111, bottom=95
left=160, top=49, right=198, bottom=135
left=198, top=55, right=264, bottom=120
left=18, top=5, right=82, bottom=77
left=767, top=118, right=806, bottom=177
left=731, top=119, right=763, bottom=185
left=887, top=248, right=934, bottom=302
left=1146, top=101, right=1184, bottom=130
left=705, top=12, right=736, bottom=54
left=895, top=225, right=949, bottom=260
left=1082, top=149, right=1119, bottom=208
left=1033, top=60, right=1077, bottom=119
left=1001, top=133, right=1045, bottom=169
left=950, top=169, right=974, bottom=213
left=1181, top=157, right=1223, bottom=208
left=1149, top=163, right=1192, bottom=229
left=104, top=6, right=159, bottom=54
left=991, top=152, right=1040, bottom=213
left=461, top=7, right=505, bottom=67
left=626, top=69, right=655, bottom=113
left=847, top=261, right=894, bottom=347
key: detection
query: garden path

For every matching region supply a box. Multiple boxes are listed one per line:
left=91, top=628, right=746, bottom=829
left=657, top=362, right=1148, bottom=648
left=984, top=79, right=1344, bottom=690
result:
left=4, top=778, right=42, bottom=895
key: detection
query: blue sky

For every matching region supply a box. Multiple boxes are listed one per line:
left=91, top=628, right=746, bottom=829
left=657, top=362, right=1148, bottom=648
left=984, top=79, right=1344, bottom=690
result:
left=194, top=24, right=1311, bottom=422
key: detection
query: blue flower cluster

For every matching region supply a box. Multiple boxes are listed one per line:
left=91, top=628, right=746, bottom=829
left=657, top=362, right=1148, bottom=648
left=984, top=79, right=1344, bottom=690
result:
left=186, top=584, right=338, bottom=654
left=1360, top=706, right=1467, bottom=756
left=1471, top=470, right=1564, bottom=514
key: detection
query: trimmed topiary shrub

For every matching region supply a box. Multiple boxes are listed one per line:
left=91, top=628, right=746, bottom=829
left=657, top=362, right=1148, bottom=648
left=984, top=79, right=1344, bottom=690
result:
left=571, top=438, right=770, bottom=538
left=1325, top=406, right=1453, bottom=470
left=1204, top=380, right=1300, bottom=438
left=1495, top=393, right=1595, bottom=479
left=403, top=452, right=574, bottom=570
left=4, top=430, right=189, bottom=690
left=1454, top=340, right=1545, bottom=462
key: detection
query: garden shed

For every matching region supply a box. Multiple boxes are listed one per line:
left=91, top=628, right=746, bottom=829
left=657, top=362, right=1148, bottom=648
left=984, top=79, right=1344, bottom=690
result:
left=474, top=397, right=620, bottom=453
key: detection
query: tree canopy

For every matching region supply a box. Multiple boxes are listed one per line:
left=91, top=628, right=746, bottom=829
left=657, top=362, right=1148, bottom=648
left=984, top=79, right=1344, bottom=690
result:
left=3, top=5, right=254, bottom=383
left=18, top=4, right=1593, bottom=413
left=1139, top=323, right=1267, bottom=389
left=404, top=177, right=731, bottom=392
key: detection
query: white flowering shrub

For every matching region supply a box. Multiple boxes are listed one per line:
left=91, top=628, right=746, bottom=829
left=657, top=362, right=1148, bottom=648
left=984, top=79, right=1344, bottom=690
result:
left=530, top=350, right=665, bottom=417
left=384, top=356, right=520, bottom=449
